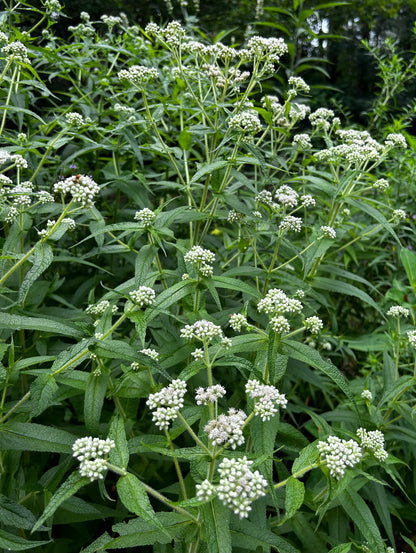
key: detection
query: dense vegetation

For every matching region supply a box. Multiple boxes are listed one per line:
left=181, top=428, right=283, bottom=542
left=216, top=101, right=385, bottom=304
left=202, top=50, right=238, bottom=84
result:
left=0, top=1, right=416, bottom=552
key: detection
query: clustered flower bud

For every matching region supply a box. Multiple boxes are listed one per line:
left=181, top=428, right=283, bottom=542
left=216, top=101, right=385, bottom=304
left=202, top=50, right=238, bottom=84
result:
left=72, top=436, right=115, bottom=481
left=147, top=379, right=187, bottom=429
left=279, top=215, right=302, bottom=233
left=204, top=408, right=247, bottom=448
left=129, top=286, right=156, bottom=307
left=246, top=379, right=287, bottom=420
left=53, top=174, right=99, bottom=207
left=65, top=112, right=85, bottom=127
left=271, top=315, right=290, bottom=334
left=140, top=348, right=159, bottom=360
left=134, top=208, right=156, bottom=227
left=195, top=384, right=226, bottom=405
left=86, top=300, right=114, bottom=316
left=229, top=313, right=248, bottom=332
left=305, top=316, right=323, bottom=334
left=274, top=185, right=298, bottom=208
left=407, top=329, right=416, bottom=347
left=317, top=435, right=362, bottom=479
left=320, top=225, right=336, bottom=239
left=373, top=178, right=389, bottom=191
left=386, top=305, right=409, bottom=318
left=292, top=133, right=312, bottom=149
left=356, top=428, right=388, bottom=461
left=196, top=479, right=216, bottom=502
left=184, top=245, right=215, bottom=277
left=361, top=389, right=373, bottom=401
left=118, top=65, right=159, bottom=85
left=228, top=111, right=262, bottom=136
left=217, top=456, right=268, bottom=518
left=258, top=289, right=303, bottom=316
left=180, top=319, right=223, bottom=343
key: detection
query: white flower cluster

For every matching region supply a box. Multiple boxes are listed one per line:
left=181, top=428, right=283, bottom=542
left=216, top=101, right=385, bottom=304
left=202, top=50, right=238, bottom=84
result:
left=227, top=209, right=245, bottom=223
left=62, top=217, right=76, bottom=230
left=202, top=64, right=249, bottom=90
left=195, top=384, right=226, bottom=405
left=407, top=329, right=416, bottom=347
left=246, top=379, right=287, bottom=420
left=386, top=305, right=409, bottom=318
left=289, top=103, right=311, bottom=122
left=196, top=479, right=216, bottom=502
left=262, top=95, right=283, bottom=117
left=65, top=112, right=84, bottom=127
left=204, top=408, right=247, bottom=449
left=356, top=428, right=388, bottom=461
left=320, top=225, right=336, bottom=239
left=301, top=194, right=315, bottom=207
left=373, top=178, right=389, bottom=191
left=53, top=174, right=99, bottom=207
left=274, top=185, right=298, bottom=208
left=255, top=189, right=273, bottom=206
left=271, top=315, right=290, bottom=334
left=45, top=0, right=62, bottom=10
left=392, top=209, right=407, bottom=220
left=309, top=108, right=335, bottom=130
left=258, top=288, right=303, bottom=316
left=1, top=41, right=30, bottom=63
left=11, top=154, right=27, bottom=169
left=229, top=313, right=248, bottom=332
left=184, top=245, right=215, bottom=277
left=361, top=389, right=373, bottom=401
left=0, top=150, right=11, bottom=165
left=146, top=379, right=187, bottom=429
left=317, top=129, right=384, bottom=166
left=37, top=190, right=54, bottom=204
left=217, top=457, right=268, bottom=518
left=140, top=348, right=159, bottom=360
left=134, top=207, right=155, bottom=227
left=305, top=316, right=323, bottom=334
left=129, top=286, right=156, bottom=307
left=288, top=76, right=310, bottom=94
left=385, top=133, right=407, bottom=149
left=279, top=215, right=302, bottom=233
left=161, top=21, right=186, bottom=46
left=11, top=183, right=32, bottom=207
left=317, top=435, right=362, bottom=479
left=292, top=133, right=312, bottom=149
left=86, top=300, right=116, bottom=316
left=228, top=111, right=262, bottom=136
left=181, top=320, right=223, bottom=342
left=118, top=65, right=159, bottom=85
left=72, top=436, right=115, bottom=482
left=247, top=36, right=288, bottom=65
left=101, top=15, right=122, bottom=28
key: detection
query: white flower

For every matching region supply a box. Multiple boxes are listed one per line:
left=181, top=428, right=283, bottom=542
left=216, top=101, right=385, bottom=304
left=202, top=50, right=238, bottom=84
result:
left=271, top=315, right=290, bottom=334
left=385, top=133, right=407, bottom=149
left=300, top=194, right=315, bottom=207
left=392, top=209, right=407, bottom=220
left=279, top=215, right=302, bottom=233
left=1, top=41, right=30, bottom=64
left=229, top=313, right=248, bottom=332
left=373, top=178, right=389, bottom=191
left=53, top=174, right=99, bottom=207
left=356, top=428, right=388, bottom=461
left=258, top=289, right=303, bottom=316
left=255, top=190, right=273, bottom=206
left=204, top=408, right=247, bottom=449
left=65, top=112, right=84, bottom=127
left=118, top=65, right=158, bottom=85
left=196, top=479, right=216, bottom=502
left=181, top=320, right=223, bottom=342
left=191, top=348, right=204, bottom=360
left=274, top=185, right=298, bottom=208
left=246, top=379, right=287, bottom=420
left=386, top=305, right=409, bottom=318
left=184, top=246, right=215, bottom=277
left=305, top=316, right=323, bottom=334
left=407, top=329, right=416, bottom=347
left=86, top=300, right=111, bottom=316
left=361, top=390, right=373, bottom=401
left=129, top=286, right=156, bottom=307
left=320, top=225, right=336, bottom=239
left=140, top=348, right=159, bottom=360
left=147, top=379, right=187, bottom=430
left=228, top=111, right=262, bottom=135
left=317, top=435, right=362, bottom=479
left=195, top=385, right=226, bottom=405
left=217, top=456, right=267, bottom=518
left=134, top=208, right=155, bottom=227
left=288, top=76, right=310, bottom=93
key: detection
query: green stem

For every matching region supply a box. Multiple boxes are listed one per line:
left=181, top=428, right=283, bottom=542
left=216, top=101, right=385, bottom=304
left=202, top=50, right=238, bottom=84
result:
left=0, top=65, right=17, bottom=137
left=177, top=412, right=212, bottom=456
left=165, top=429, right=188, bottom=500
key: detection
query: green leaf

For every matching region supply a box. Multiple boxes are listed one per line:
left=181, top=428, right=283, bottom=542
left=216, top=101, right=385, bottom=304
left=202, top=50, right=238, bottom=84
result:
left=0, top=422, right=75, bottom=453
left=292, top=443, right=319, bottom=474
left=400, top=247, right=416, bottom=291
left=108, top=416, right=129, bottom=469
left=146, top=280, right=196, bottom=323
left=0, top=494, right=40, bottom=531
left=200, top=498, right=231, bottom=553
left=0, top=313, right=83, bottom=339
left=284, top=341, right=354, bottom=402
left=30, top=374, right=59, bottom=417
left=280, top=477, right=304, bottom=524
left=0, top=529, right=49, bottom=550
left=116, top=473, right=169, bottom=536
left=50, top=339, right=93, bottom=375
left=190, top=159, right=228, bottom=184
left=32, top=471, right=89, bottom=533
left=135, top=245, right=158, bottom=287
left=79, top=532, right=112, bottom=553
left=210, top=275, right=261, bottom=299
left=178, top=130, right=192, bottom=150
left=84, top=370, right=109, bottom=435
left=18, top=242, right=53, bottom=303
left=339, top=488, right=384, bottom=552
left=311, top=277, right=382, bottom=314
left=230, top=518, right=299, bottom=553
left=328, top=544, right=352, bottom=553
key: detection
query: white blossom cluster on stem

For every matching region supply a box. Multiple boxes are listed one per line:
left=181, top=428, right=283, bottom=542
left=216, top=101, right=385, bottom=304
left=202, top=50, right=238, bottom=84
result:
left=229, top=313, right=248, bottom=332
left=184, top=245, right=215, bottom=277
left=147, top=379, right=187, bottom=430
left=258, top=288, right=303, bottom=316
left=118, top=65, right=159, bottom=85
left=356, top=428, right=388, bottom=461
left=180, top=319, right=223, bottom=343
left=317, top=435, right=362, bottom=479
left=72, top=436, right=115, bottom=481
left=129, top=286, right=155, bottom=307
left=204, top=408, right=247, bottom=449
left=134, top=208, right=155, bottom=227
left=386, top=305, right=409, bottom=318
left=53, top=174, right=99, bottom=207
left=305, top=316, right=323, bottom=334
left=246, top=379, right=287, bottom=420
left=195, top=384, right=226, bottom=405
left=217, top=456, right=268, bottom=518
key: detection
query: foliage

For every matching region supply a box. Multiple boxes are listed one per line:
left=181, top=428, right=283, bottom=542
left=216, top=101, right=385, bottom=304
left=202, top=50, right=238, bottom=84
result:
left=0, top=1, right=415, bottom=552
